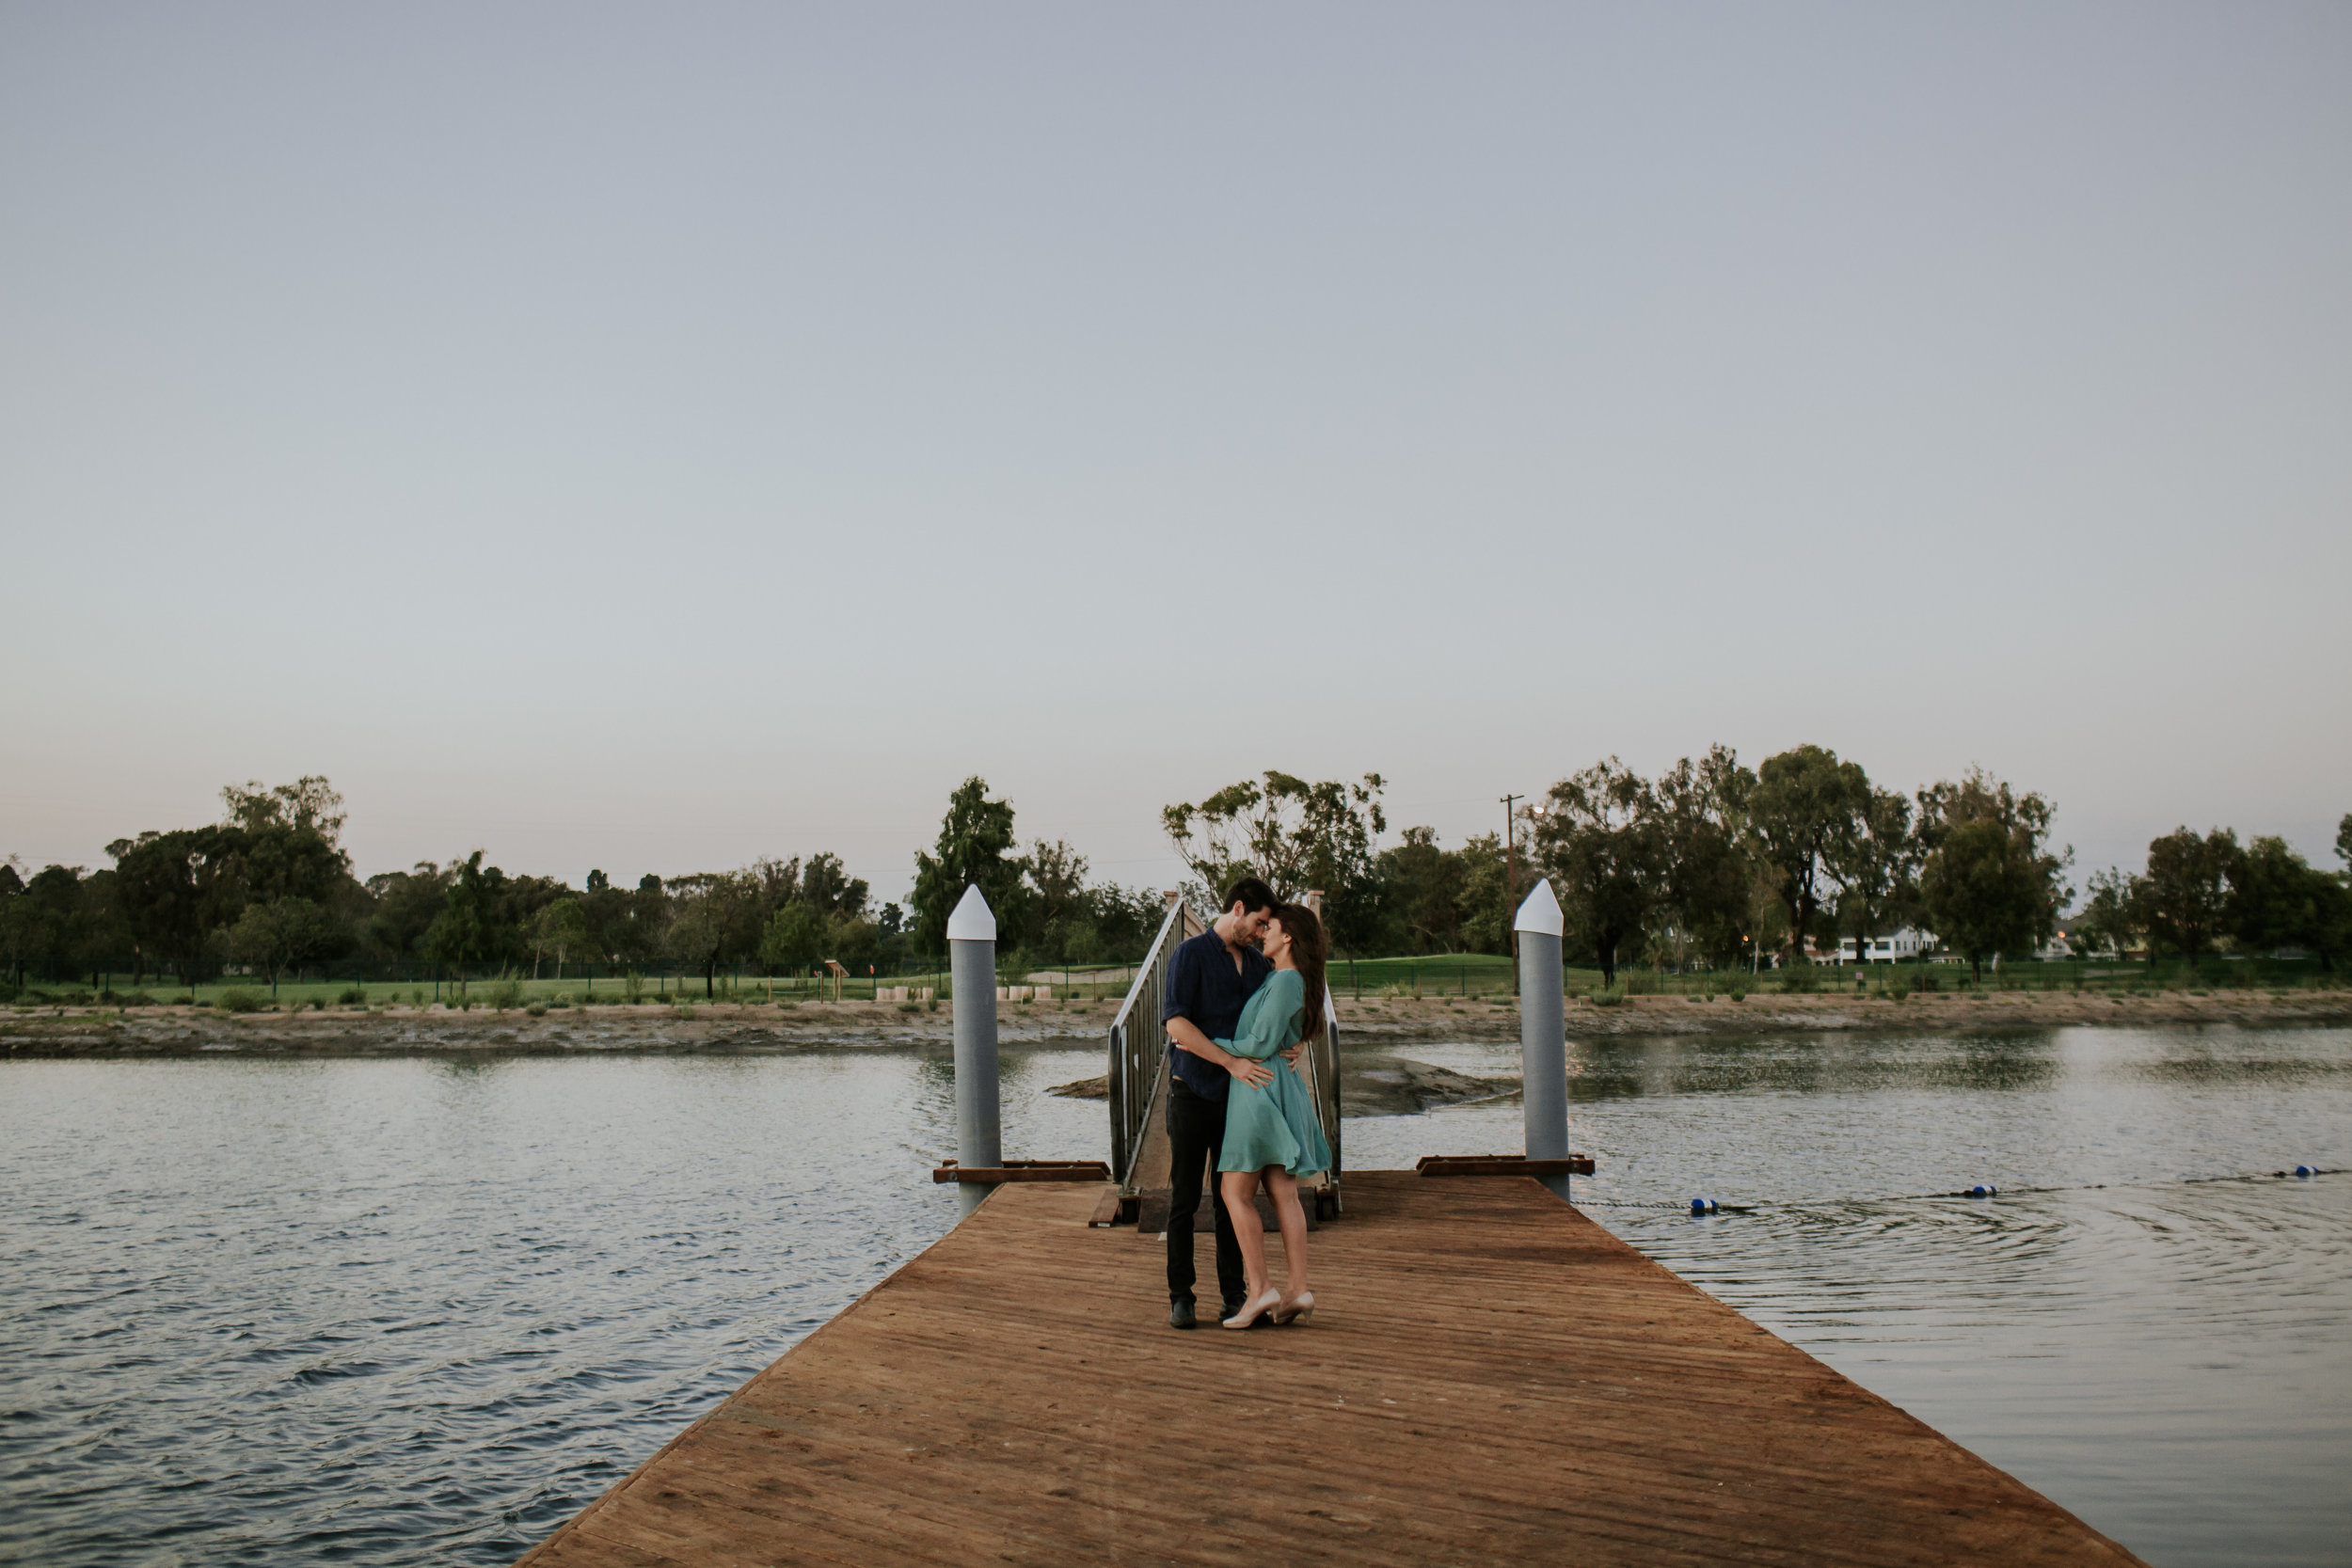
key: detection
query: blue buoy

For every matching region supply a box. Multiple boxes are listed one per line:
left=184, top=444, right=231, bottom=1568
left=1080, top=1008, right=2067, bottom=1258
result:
left=1967, top=1184, right=1996, bottom=1198
left=2296, top=1165, right=2314, bottom=1179
left=1690, top=1197, right=1717, bottom=1214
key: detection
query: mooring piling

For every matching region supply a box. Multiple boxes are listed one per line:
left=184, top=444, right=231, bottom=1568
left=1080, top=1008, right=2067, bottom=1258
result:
left=946, top=884, right=1001, bottom=1217
left=1516, top=879, right=1570, bottom=1200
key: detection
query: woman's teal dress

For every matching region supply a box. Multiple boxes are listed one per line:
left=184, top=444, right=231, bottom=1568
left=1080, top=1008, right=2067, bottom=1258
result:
left=1215, top=969, right=1335, bottom=1178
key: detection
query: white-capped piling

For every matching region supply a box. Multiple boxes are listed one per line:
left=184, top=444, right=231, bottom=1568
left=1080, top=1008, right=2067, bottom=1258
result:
left=947, top=884, right=1002, bottom=1217
left=1515, top=879, right=1571, bottom=1200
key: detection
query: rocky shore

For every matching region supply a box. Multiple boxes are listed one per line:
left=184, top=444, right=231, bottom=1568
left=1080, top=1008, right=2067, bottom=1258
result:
left=6, top=986, right=2344, bottom=1061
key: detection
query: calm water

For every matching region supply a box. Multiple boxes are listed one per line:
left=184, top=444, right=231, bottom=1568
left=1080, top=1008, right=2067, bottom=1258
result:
left=2, top=1026, right=2346, bottom=1566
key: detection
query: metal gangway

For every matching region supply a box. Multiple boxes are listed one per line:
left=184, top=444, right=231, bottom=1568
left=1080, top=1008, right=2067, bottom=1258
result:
left=1104, top=893, right=1344, bottom=1225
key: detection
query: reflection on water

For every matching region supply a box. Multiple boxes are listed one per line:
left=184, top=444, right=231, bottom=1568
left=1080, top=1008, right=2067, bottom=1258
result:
left=2, top=1027, right=2346, bottom=1567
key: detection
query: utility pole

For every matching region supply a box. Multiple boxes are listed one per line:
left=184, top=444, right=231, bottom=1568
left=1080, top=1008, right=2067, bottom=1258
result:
left=1502, top=793, right=1524, bottom=990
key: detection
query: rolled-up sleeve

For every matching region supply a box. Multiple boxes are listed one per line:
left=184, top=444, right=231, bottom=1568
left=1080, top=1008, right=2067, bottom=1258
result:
left=1162, top=940, right=1199, bottom=1026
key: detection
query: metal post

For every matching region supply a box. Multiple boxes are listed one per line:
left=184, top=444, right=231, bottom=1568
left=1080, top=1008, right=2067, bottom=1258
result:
left=947, top=885, right=1001, bottom=1218
left=1516, top=880, right=1570, bottom=1201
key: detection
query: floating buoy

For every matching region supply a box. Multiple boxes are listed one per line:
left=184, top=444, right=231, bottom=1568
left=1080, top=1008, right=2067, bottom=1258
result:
left=1689, top=1197, right=1717, bottom=1214
left=2295, top=1165, right=2315, bottom=1179
left=1967, top=1184, right=1997, bottom=1198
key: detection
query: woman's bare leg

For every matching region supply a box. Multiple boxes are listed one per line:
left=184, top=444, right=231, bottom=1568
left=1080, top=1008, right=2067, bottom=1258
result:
left=1220, top=1171, right=1270, bottom=1298
left=1264, top=1168, right=1310, bottom=1296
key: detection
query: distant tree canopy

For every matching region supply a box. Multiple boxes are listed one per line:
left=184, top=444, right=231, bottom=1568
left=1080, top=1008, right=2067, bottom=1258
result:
left=7, top=766, right=2341, bottom=994
left=907, top=777, right=1167, bottom=964
left=0, top=776, right=921, bottom=990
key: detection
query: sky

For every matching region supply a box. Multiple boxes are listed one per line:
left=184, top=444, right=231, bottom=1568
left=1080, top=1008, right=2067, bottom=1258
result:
left=3, top=2, right=2347, bottom=905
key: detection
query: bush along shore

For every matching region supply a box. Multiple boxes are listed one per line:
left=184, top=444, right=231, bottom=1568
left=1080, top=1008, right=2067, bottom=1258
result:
left=5, top=985, right=2348, bottom=1058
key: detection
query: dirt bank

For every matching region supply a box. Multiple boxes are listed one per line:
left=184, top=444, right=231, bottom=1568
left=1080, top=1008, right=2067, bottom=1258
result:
left=5, top=987, right=2346, bottom=1059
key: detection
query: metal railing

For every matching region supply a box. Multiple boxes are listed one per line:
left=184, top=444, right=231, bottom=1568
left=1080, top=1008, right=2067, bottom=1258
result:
left=1104, top=895, right=1347, bottom=1213
left=1106, top=896, right=1200, bottom=1188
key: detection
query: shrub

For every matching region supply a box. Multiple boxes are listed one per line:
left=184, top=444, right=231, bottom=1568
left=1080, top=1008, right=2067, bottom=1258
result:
left=548, top=993, right=572, bottom=1008
left=337, top=986, right=368, bottom=1006
left=409, top=989, right=424, bottom=1006
left=487, top=977, right=523, bottom=1011
left=898, top=1001, right=921, bottom=1013
left=1778, top=966, right=1818, bottom=995
left=112, top=991, right=159, bottom=1007
left=1883, top=973, right=1913, bottom=1001
left=1587, top=987, right=1626, bottom=1007
left=624, top=971, right=646, bottom=1003
left=1620, top=970, right=1661, bottom=996
left=675, top=1004, right=695, bottom=1020
left=525, top=1003, right=547, bottom=1018
left=1725, top=985, right=1747, bottom=1002
left=219, top=989, right=263, bottom=1013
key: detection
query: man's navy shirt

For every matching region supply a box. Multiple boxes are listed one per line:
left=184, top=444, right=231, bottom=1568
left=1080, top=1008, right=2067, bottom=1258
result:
left=1162, top=926, right=1273, bottom=1102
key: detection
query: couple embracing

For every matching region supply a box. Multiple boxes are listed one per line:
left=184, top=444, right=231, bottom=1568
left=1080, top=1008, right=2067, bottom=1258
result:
left=1160, top=877, right=1334, bottom=1331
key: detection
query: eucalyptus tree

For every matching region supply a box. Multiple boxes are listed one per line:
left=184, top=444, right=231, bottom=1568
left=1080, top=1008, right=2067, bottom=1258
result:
left=1532, top=758, right=1665, bottom=988
left=2131, top=828, right=2240, bottom=964
left=2073, top=867, right=2138, bottom=958
left=1915, top=769, right=2071, bottom=980
left=1653, top=745, right=1756, bottom=970
left=1161, top=770, right=1388, bottom=953
left=1830, top=787, right=1921, bottom=968
left=913, top=777, right=1027, bottom=954
left=1746, top=744, right=1869, bottom=963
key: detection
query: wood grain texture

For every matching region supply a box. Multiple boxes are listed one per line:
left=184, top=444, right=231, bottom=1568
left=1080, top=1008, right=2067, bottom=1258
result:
left=516, top=1174, right=2146, bottom=1567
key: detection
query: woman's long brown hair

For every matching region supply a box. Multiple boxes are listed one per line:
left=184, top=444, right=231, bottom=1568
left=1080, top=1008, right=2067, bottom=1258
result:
left=1274, top=902, right=1328, bottom=1045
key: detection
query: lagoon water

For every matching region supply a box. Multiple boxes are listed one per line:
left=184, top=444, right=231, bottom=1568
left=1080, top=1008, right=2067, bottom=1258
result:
left=2, top=1026, right=2346, bottom=1567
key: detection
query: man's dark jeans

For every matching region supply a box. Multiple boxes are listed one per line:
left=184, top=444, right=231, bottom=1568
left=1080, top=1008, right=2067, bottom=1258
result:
left=1166, top=1079, right=1245, bottom=1307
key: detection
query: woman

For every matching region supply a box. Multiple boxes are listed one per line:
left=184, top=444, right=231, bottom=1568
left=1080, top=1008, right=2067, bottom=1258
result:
left=1214, top=901, right=1335, bottom=1330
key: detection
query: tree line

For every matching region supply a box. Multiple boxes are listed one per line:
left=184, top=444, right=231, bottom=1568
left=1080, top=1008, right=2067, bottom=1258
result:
left=1157, top=752, right=2351, bottom=984
left=8, top=765, right=2344, bottom=996
left=0, top=776, right=1174, bottom=994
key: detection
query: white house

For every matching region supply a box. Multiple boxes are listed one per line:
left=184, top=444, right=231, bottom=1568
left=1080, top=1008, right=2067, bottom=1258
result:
left=1836, top=927, right=1937, bottom=963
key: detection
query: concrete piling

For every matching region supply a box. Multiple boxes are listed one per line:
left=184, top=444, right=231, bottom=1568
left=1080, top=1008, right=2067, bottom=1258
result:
left=947, top=884, right=1001, bottom=1217
left=1515, top=879, right=1571, bottom=1200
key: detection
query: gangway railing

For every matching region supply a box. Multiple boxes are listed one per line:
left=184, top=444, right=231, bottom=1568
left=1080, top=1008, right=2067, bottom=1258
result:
left=1106, top=895, right=1200, bottom=1190
left=1105, top=893, right=1346, bottom=1220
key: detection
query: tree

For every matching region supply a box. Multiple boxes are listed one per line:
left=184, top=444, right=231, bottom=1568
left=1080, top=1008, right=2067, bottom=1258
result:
left=368, top=863, right=454, bottom=957
left=1831, top=788, right=1919, bottom=967
left=1653, top=746, right=1756, bottom=970
left=1162, top=772, right=1387, bottom=905
left=1454, top=833, right=1512, bottom=956
left=1915, top=767, right=2072, bottom=972
left=221, top=896, right=338, bottom=993
left=2134, top=828, right=2241, bottom=964
left=2073, top=867, right=2137, bottom=958
left=1746, top=745, right=1868, bottom=962
left=664, top=870, right=764, bottom=996
left=109, top=827, right=250, bottom=989
left=2230, top=835, right=2350, bottom=968
left=420, top=851, right=519, bottom=975
left=1919, top=819, right=2044, bottom=981
left=911, top=778, right=1027, bottom=954
left=1376, top=827, right=1470, bottom=954
left=760, top=901, right=829, bottom=973
left=800, top=853, right=869, bottom=920
left=221, top=776, right=347, bottom=841
left=530, top=898, right=594, bottom=979
left=1532, top=758, right=1663, bottom=987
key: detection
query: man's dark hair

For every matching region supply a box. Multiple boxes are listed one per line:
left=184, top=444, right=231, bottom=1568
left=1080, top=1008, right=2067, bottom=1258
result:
left=1220, top=876, right=1279, bottom=916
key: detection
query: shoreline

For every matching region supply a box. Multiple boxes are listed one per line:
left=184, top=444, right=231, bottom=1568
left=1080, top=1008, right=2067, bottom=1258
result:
left=5, top=988, right=2347, bottom=1059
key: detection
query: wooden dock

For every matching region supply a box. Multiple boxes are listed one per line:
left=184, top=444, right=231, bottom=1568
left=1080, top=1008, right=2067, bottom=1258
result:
left=516, top=1172, right=2144, bottom=1566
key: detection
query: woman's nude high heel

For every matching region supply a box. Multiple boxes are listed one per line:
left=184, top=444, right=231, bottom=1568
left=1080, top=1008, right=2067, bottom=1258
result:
left=1222, top=1288, right=1283, bottom=1329
left=1272, top=1290, right=1314, bottom=1326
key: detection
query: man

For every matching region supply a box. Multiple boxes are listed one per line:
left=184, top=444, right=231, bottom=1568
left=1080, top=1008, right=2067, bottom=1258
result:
left=1160, top=876, right=1279, bottom=1329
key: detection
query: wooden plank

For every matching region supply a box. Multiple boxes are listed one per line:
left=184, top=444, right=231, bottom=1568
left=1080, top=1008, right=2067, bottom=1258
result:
left=1417, top=1154, right=1597, bottom=1177
left=517, top=1173, right=2147, bottom=1568
left=931, top=1162, right=1110, bottom=1184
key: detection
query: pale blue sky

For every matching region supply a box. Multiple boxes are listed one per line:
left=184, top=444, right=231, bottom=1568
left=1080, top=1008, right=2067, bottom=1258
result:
left=4, top=2, right=2346, bottom=901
